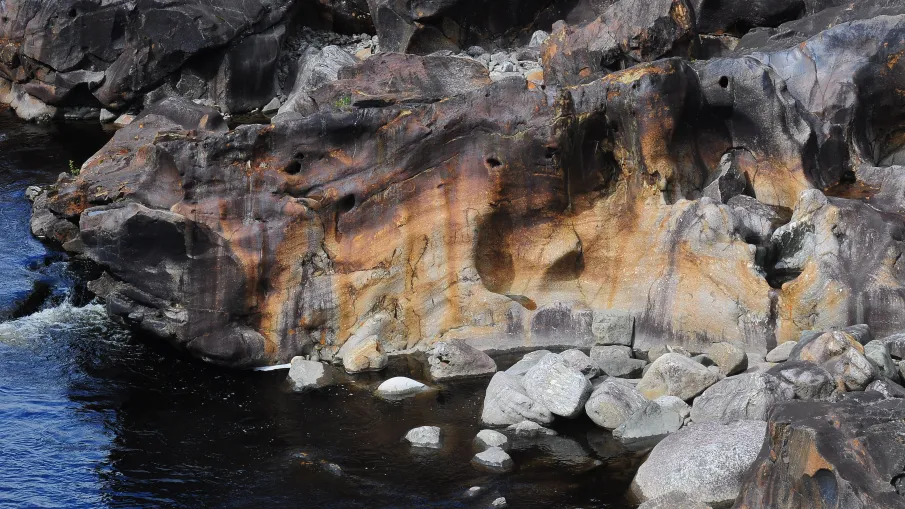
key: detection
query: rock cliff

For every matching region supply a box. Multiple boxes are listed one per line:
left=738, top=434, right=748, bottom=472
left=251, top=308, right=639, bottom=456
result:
left=18, top=0, right=905, bottom=370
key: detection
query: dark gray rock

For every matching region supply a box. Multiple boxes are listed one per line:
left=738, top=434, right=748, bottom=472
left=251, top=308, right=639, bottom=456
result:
left=702, top=152, right=747, bottom=204
left=767, top=361, right=837, bottom=401
left=866, top=379, right=905, bottom=399
left=882, top=332, right=905, bottom=359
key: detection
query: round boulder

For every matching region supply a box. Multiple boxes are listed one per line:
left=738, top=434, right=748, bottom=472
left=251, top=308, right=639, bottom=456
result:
left=523, top=353, right=592, bottom=418
left=404, top=426, right=443, bottom=449
left=690, top=372, right=794, bottom=423
left=376, top=376, right=429, bottom=399
left=585, top=378, right=651, bottom=430
left=637, top=353, right=720, bottom=401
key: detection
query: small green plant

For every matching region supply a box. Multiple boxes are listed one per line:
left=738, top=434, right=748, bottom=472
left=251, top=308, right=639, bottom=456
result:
left=334, top=95, right=352, bottom=109
left=68, top=160, right=80, bottom=176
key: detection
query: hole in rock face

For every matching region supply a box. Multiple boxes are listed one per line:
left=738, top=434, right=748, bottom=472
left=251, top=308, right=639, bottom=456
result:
left=284, top=160, right=302, bottom=175
left=337, top=194, right=355, bottom=213
left=485, top=157, right=502, bottom=169
left=68, top=8, right=77, bottom=17
left=719, top=76, right=730, bottom=88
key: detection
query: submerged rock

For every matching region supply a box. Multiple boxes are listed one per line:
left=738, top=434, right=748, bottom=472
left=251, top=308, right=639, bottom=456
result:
left=287, top=357, right=337, bottom=392
left=472, top=447, right=513, bottom=472
left=404, top=426, right=443, bottom=449
left=474, top=429, right=510, bottom=451
left=376, top=377, right=429, bottom=399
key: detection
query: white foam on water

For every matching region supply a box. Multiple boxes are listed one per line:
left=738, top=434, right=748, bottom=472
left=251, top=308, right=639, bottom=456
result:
left=0, top=302, right=110, bottom=347
left=252, top=363, right=291, bottom=372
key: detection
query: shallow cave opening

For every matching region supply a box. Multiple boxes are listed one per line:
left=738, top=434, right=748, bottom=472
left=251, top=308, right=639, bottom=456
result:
left=337, top=194, right=356, bottom=214
left=485, top=157, right=503, bottom=169
left=284, top=160, right=302, bottom=175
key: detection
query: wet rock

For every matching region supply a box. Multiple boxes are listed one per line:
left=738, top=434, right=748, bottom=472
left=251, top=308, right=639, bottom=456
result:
left=631, top=420, right=768, bottom=507
left=765, top=341, right=797, bottom=363
left=404, top=426, right=442, bottom=449
left=767, top=361, right=837, bottom=401
left=613, top=402, right=684, bottom=446
left=637, top=354, right=721, bottom=401
left=505, top=350, right=552, bottom=377
left=737, top=398, right=905, bottom=509
left=690, top=372, right=794, bottom=423
left=522, top=353, right=592, bottom=418
left=376, top=377, right=428, bottom=399
left=591, top=345, right=646, bottom=378
left=591, top=310, right=634, bottom=346
left=342, top=336, right=388, bottom=373
left=491, top=497, right=508, bottom=508
left=506, top=420, right=557, bottom=438
left=428, top=341, right=497, bottom=381
left=585, top=379, right=651, bottom=430
left=287, top=357, right=337, bottom=392
left=481, top=371, right=554, bottom=426
left=707, top=342, right=748, bottom=376
left=99, top=109, right=117, bottom=124
left=560, top=349, right=600, bottom=379
left=474, top=429, right=510, bottom=451
left=472, top=447, right=513, bottom=473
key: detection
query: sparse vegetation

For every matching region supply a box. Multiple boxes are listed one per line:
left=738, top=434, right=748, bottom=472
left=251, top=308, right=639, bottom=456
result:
left=68, top=160, right=79, bottom=176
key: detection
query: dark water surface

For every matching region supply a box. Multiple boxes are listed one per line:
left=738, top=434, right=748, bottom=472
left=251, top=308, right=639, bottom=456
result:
left=0, top=109, right=638, bottom=509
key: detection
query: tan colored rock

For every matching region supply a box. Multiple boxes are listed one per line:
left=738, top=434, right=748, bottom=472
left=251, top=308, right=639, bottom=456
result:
left=342, top=335, right=387, bottom=373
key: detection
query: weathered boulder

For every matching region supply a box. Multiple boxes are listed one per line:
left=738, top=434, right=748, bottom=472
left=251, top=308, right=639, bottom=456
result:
left=523, top=353, right=592, bottom=418
left=790, top=331, right=878, bottom=391
left=428, top=341, right=497, bottom=381
left=287, top=357, right=337, bottom=392
left=278, top=45, right=359, bottom=115
left=404, top=426, right=443, bottom=448
left=560, top=349, right=600, bottom=379
left=864, top=340, right=900, bottom=383
left=637, top=354, right=721, bottom=401
left=591, top=345, right=646, bottom=378
left=736, top=398, right=905, bottom=509
left=505, top=350, right=552, bottom=377
left=866, top=379, right=905, bottom=399
left=765, top=342, right=797, bottom=363
left=585, top=379, right=651, bottom=430
left=881, top=332, right=905, bottom=359
left=481, top=371, right=554, bottom=426
left=474, top=429, right=510, bottom=451
left=376, top=377, right=429, bottom=399
left=767, top=361, right=837, bottom=401
left=707, top=342, right=748, bottom=376
left=631, top=420, right=768, bottom=507
left=690, top=373, right=794, bottom=423
left=613, top=402, right=684, bottom=445
left=655, top=395, right=692, bottom=421
left=506, top=420, right=558, bottom=438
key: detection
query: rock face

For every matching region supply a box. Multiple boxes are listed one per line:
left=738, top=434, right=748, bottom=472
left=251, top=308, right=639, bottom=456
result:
left=736, top=398, right=905, bottom=509
left=24, top=0, right=905, bottom=375
left=631, top=420, right=768, bottom=507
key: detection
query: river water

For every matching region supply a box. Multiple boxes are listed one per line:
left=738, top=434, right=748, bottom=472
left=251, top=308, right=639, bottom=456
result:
left=0, top=109, right=638, bottom=509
